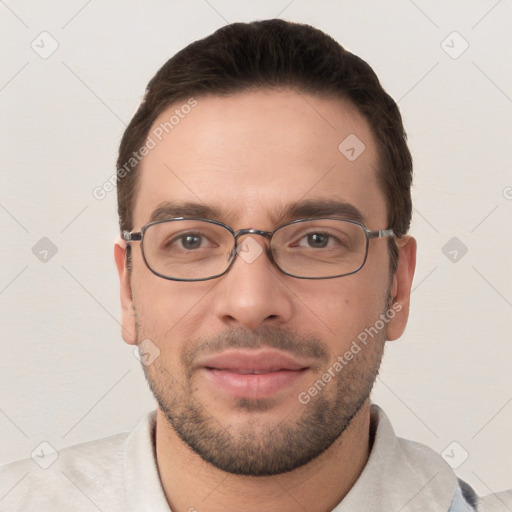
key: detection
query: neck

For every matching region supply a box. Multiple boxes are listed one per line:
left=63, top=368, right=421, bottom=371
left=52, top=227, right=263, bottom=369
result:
left=155, top=401, right=372, bottom=512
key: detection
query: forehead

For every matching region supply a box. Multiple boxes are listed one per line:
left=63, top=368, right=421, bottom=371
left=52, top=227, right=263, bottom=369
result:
left=133, top=89, right=387, bottom=229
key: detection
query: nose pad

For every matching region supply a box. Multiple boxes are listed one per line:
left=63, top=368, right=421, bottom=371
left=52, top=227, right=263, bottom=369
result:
left=264, top=245, right=275, bottom=265
left=227, top=245, right=236, bottom=263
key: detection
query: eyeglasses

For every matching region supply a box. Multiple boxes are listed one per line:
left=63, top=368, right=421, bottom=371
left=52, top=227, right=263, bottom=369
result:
left=122, top=218, right=395, bottom=281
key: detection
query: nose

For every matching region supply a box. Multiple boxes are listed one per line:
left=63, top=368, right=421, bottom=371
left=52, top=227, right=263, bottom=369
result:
left=212, top=234, right=294, bottom=330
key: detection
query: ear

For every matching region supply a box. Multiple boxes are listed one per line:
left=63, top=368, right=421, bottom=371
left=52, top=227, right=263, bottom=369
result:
left=114, top=239, right=137, bottom=345
left=386, top=236, right=417, bottom=341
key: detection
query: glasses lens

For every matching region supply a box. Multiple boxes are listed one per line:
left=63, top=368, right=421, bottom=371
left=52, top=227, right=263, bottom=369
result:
left=271, top=219, right=367, bottom=278
left=142, top=220, right=234, bottom=280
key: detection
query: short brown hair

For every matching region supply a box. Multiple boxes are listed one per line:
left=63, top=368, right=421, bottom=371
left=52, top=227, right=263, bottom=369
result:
left=117, top=19, right=412, bottom=273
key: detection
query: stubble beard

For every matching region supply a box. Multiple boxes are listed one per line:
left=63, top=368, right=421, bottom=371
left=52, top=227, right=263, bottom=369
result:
left=136, top=315, right=388, bottom=477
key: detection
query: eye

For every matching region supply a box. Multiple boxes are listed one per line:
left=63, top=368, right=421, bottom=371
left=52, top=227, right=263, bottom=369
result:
left=166, top=232, right=212, bottom=251
left=179, top=234, right=204, bottom=250
left=298, top=232, right=330, bottom=248
left=296, top=231, right=344, bottom=249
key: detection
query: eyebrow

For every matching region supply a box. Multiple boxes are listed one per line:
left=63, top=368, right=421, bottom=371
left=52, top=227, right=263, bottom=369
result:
left=277, top=198, right=365, bottom=224
left=147, top=198, right=365, bottom=226
left=149, top=202, right=225, bottom=223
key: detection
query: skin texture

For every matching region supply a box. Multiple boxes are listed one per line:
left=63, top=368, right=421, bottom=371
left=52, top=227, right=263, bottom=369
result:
left=114, top=89, right=416, bottom=512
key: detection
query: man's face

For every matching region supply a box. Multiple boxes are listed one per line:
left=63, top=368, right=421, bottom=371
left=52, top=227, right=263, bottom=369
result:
left=116, top=90, right=413, bottom=476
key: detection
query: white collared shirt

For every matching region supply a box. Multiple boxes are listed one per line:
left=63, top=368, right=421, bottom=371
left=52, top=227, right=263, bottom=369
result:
left=1, top=404, right=509, bottom=511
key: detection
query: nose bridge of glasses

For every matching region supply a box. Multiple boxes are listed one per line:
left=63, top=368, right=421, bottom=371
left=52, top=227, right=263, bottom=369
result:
left=233, top=228, right=273, bottom=242
left=228, top=228, right=274, bottom=265
left=234, top=228, right=272, bottom=240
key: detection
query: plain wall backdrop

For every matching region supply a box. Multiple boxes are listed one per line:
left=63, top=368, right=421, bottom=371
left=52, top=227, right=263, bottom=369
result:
left=1, top=0, right=511, bottom=496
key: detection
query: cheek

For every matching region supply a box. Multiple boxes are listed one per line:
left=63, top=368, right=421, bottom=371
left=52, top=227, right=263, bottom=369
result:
left=131, top=269, right=214, bottom=345
left=295, top=272, right=389, bottom=354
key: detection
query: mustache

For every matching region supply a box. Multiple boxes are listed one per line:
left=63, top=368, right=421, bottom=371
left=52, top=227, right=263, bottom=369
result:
left=182, top=326, right=330, bottom=372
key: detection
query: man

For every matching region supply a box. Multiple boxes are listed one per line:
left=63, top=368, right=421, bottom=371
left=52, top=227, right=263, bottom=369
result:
left=1, top=19, right=509, bottom=512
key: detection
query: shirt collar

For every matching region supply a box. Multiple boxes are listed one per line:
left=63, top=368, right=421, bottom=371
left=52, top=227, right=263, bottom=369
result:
left=123, top=409, right=171, bottom=512
left=123, top=404, right=459, bottom=512
left=332, top=404, right=458, bottom=511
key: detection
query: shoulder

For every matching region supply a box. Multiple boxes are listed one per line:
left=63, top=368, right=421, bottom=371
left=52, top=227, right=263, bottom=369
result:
left=0, top=431, right=129, bottom=511
left=369, top=405, right=510, bottom=512
left=478, top=489, right=512, bottom=512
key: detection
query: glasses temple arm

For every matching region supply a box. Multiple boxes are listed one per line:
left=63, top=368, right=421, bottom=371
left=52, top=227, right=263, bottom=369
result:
left=122, top=230, right=142, bottom=242
left=367, top=228, right=395, bottom=239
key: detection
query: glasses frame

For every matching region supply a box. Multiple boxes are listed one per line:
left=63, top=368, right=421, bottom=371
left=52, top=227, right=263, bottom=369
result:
left=123, top=217, right=395, bottom=282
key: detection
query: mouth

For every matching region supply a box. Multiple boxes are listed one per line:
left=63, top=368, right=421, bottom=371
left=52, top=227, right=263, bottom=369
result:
left=209, top=368, right=296, bottom=374
left=197, top=350, right=310, bottom=400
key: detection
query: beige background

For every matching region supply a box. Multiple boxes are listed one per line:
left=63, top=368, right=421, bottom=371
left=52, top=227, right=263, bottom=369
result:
left=0, top=0, right=511, bottom=496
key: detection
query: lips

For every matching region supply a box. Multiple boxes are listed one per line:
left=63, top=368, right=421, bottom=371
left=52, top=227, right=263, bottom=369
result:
left=199, top=350, right=307, bottom=373
left=197, top=350, right=309, bottom=399
left=222, top=369, right=282, bottom=374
